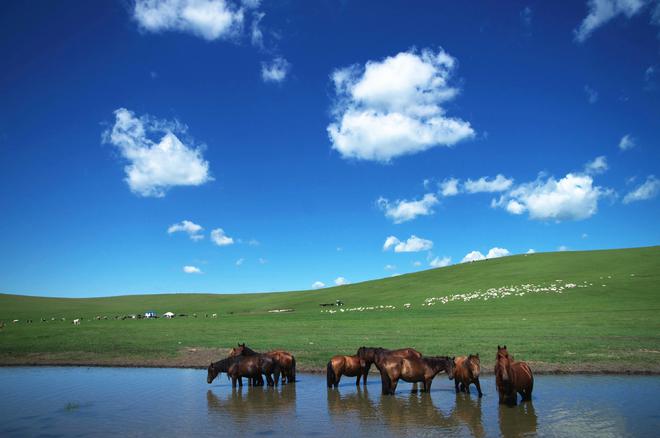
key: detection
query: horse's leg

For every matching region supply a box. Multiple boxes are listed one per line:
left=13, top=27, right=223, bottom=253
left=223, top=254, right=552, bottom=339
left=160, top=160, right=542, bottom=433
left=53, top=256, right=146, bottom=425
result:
left=356, top=375, right=361, bottom=386
left=231, top=377, right=237, bottom=388
left=424, top=378, right=433, bottom=392
left=335, top=372, right=342, bottom=388
left=266, top=373, right=274, bottom=387
left=455, top=379, right=460, bottom=394
left=475, top=378, right=483, bottom=398
left=238, top=377, right=242, bottom=387
left=389, top=377, right=399, bottom=395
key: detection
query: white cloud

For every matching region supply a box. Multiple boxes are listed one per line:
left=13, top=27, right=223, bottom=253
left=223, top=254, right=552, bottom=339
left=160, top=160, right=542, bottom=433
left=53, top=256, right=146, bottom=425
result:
left=439, top=177, right=460, bottom=197
left=487, top=247, right=510, bottom=258
left=526, top=249, right=536, bottom=254
left=261, top=57, right=290, bottom=83
left=134, top=0, right=245, bottom=41
left=327, top=48, right=474, bottom=162
left=183, top=265, right=202, bottom=274
left=461, top=251, right=485, bottom=263
left=585, top=155, right=608, bottom=175
left=429, top=256, right=451, bottom=268
left=334, top=277, right=350, bottom=286
left=574, top=0, right=647, bottom=42
left=210, top=228, right=234, bottom=246
left=619, top=134, right=635, bottom=151
left=312, top=281, right=325, bottom=289
left=377, top=193, right=438, bottom=223
left=623, top=175, right=660, bottom=203
left=168, top=220, right=204, bottom=240
left=584, top=85, right=599, bottom=103
left=383, top=235, right=433, bottom=253
left=412, top=260, right=422, bottom=267
left=384, top=264, right=396, bottom=271
left=461, top=247, right=510, bottom=263
left=493, top=173, right=610, bottom=221
left=250, top=11, right=264, bottom=48
left=103, top=108, right=212, bottom=197
left=520, top=6, right=533, bottom=28
left=258, top=257, right=267, bottom=264
left=464, top=174, right=513, bottom=193
left=557, top=245, right=569, bottom=252
left=235, top=258, right=245, bottom=266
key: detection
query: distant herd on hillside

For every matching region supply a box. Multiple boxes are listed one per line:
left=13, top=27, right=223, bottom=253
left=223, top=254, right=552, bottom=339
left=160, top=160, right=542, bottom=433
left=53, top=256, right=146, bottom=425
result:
left=207, top=343, right=533, bottom=406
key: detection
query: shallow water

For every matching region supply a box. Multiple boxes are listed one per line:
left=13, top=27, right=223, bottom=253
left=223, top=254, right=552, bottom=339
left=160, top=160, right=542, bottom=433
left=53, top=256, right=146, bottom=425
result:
left=0, top=368, right=658, bottom=437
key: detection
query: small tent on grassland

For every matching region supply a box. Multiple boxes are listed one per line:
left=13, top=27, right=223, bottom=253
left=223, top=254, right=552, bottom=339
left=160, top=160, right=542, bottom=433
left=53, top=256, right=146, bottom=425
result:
left=163, top=312, right=175, bottom=319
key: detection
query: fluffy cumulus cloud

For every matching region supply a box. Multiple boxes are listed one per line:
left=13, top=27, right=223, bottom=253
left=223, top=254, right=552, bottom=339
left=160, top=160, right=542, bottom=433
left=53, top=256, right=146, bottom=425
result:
left=168, top=220, right=204, bottom=240
left=439, top=178, right=460, bottom=197
left=461, top=247, right=510, bottom=263
left=183, top=265, right=202, bottom=274
left=377, top=193, right=438, bottom=223
left=133, top=0, right=245, bottom=40
left=327, top=48, right=475, bottom=162
left=464, top=174, right=514, bottom=193
left=429, top=256, right=451, bottom=268
left=492, top=173, right=611, bottom=221
left=334, top=277, right=350, bottom=286
left=210, top=228, right=234, bottom=246
left=383, top=235, right=433, bottom=253
left=312, top=281, right=326, bottom=289
left=261, top=57, right=291, bottom=83
left=584, top=155, right=608, bottom=175
left=619, top=134, right=635, bottom=151
left=103, top=108, right=212, bottom=197
left=574, top=0, right=649, bottom=42
left=623, top=175, right=660, bottom=203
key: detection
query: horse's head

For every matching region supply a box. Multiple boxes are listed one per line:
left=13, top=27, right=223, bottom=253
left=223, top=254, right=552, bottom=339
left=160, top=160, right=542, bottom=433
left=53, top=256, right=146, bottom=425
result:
left=496, top=345, right=511, bottom=383
left=447, top=357, right=455, bottom=379
left=357, top=346, right=376, bottom=363
left=207, top=363, right=220, bottom=384
left=467, top=354, right=481, bottom=378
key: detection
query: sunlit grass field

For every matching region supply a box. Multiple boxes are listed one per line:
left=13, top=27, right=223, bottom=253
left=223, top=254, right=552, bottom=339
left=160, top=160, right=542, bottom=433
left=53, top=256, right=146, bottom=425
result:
left=1, top=246, right=659, bottom=371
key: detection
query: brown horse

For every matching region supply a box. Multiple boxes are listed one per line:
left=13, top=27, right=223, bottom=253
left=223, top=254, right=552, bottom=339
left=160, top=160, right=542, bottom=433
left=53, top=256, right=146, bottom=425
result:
left=356, top=346, right=423, bottom=387
left=326, top=355, right=367, bottom=388
left=230, top=343, right=297, bottom=384
left=453, top=354, right=483, bottom=397
left=208, top=355, right=279, bottom=388
left=495, top=345, right=533, bottom=406
left=378, top=355, right=454, bottom=395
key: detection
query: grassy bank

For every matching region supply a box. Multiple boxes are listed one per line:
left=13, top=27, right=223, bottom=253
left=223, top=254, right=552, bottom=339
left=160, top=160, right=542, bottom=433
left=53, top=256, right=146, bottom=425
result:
left=1, top=246, right=659, bottom=372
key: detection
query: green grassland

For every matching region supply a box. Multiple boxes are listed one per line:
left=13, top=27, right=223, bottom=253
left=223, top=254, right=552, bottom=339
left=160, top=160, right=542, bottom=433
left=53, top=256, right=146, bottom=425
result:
left=1, top=246, right=659, bottom=372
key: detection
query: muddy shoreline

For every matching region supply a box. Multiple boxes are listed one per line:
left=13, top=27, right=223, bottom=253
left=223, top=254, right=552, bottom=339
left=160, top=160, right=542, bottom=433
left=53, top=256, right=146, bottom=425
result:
left=1, top=349, right=659, bottom=375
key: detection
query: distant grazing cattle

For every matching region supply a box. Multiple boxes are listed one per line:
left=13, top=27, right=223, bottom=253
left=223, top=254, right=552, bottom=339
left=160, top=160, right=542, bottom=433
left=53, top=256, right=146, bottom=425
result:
left=12, top=319, right=19, bottom=323
left=73, top=319, right=80, bottom=325
left=212, top=313, right=217, bottom=318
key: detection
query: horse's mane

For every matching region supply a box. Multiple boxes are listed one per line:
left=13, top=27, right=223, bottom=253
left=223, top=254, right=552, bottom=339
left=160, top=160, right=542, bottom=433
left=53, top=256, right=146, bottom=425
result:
left=212, top=356, right=239, bottom=371
left=237, top=343, right=259, bottom=355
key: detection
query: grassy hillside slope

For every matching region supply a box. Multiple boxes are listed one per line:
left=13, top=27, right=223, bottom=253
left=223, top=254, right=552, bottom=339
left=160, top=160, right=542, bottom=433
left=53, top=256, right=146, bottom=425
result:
left=1, top=246, right=659, bottom=372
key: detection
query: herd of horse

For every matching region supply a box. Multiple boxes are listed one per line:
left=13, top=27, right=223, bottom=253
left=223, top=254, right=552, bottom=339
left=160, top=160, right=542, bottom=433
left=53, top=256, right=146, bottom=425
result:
left=207, top=343, right=533, bottom=406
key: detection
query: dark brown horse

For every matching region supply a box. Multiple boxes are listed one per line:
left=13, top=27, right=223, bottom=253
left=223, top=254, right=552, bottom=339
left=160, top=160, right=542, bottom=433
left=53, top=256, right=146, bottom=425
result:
left=356, top=346, right=423, bottom=387
left=453, top=354, right=483, bottom=397
left=495, top=345, right=533, bottom=406
left=207, top=355, right=279, bottom=388
left=378, top=355, right=454, bottom=395
left=326, top=355, right=367, bottom=388
left=230, top=343, right=297, bottom=384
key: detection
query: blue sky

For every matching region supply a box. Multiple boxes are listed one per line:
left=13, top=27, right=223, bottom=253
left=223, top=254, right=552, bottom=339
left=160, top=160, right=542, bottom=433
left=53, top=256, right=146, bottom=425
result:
left=1, top=0, right=659, bottom=297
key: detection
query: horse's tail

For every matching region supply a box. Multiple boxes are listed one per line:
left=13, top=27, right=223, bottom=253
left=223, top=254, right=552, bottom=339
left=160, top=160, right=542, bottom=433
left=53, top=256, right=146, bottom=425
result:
left=326, top=361, right=335, bottom=388
left=291, top=355, right=297, bottom=381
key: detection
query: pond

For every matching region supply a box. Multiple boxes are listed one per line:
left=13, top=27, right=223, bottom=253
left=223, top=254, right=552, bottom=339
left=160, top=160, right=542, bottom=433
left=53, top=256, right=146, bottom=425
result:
left=0, top=367, right=658, bottom=437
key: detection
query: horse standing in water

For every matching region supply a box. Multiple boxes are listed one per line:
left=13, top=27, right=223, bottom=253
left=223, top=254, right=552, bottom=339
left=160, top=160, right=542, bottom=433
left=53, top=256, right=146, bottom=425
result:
left=326, top=354, right=367, bottom=388
left=230, top=343, right=297, bottom=384
left=356, top=346, right=423, bottom=388
left=495, top=345, right=533, bottom=406
left=378, top=355, right=454, bottom=395
left=453, top=354, right=483, bottom=397
left=207, top=355, right=280, bottom=388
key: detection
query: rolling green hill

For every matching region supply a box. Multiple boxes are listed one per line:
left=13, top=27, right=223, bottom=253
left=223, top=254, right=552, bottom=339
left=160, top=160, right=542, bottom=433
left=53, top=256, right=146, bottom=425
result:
left=1, top=246, right=659, bottom=372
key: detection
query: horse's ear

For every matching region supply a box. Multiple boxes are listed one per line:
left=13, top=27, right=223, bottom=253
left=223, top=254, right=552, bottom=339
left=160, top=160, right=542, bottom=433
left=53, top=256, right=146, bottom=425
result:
left=476, top=353, right=479, bottom=357
left=503, top=345, right=507, bottom=349
left=497, top=345, right=500, bottom=350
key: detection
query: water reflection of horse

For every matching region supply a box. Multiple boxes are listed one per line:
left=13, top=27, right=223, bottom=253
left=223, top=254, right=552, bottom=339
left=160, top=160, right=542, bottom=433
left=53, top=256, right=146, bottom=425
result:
left=495, top=345, right=533, bottom=406
left=326, top=385, right=487, bottom=435
left=498, top=401, right=538, bottom=438
left=206, top=385, right=297, bottom=426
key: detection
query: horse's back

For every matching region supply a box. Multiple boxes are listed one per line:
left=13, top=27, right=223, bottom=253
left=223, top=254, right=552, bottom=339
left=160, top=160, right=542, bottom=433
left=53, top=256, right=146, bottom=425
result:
left=512, top=361, right=534, bottom=390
